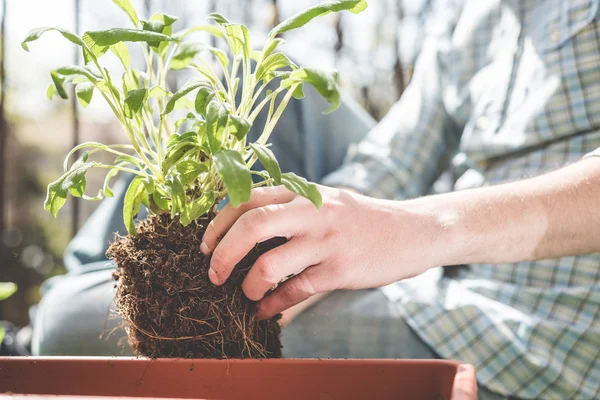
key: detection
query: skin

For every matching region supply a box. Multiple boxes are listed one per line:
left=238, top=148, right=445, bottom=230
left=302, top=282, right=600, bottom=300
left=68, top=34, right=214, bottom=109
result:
left=200, top=156, right=600, bottom=320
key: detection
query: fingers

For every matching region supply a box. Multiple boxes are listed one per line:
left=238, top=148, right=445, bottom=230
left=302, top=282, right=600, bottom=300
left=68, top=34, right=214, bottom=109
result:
left=208, top=201, right=314, bottom=285
left=257, top=266, right=330, bottom=320
left=451, top=364, right=478, bottom=400
left=201, top=186, right=296, bottom=255
left=278, top=292, right=330, bottom=328
left=242, top=237, right=325, bottom=301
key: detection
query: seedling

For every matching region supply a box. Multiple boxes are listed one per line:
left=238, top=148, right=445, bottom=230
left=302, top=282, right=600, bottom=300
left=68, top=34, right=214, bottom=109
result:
left=23, top=0, right=368, bottom=358
left=24, top=0, right=367, bottom=232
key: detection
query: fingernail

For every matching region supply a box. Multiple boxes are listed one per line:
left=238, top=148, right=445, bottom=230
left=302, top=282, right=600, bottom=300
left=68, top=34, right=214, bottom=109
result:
left=200, top=242, right=210, bottom=255
left=208, top=268, right=221, bottom=285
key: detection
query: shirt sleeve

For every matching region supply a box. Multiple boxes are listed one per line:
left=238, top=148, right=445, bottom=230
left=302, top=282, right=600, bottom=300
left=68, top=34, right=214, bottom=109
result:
left=322, top=29, right=462, bottom=200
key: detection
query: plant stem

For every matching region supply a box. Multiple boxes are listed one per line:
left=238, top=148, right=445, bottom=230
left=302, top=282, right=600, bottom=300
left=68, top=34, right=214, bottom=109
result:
left=252, top=178, right=273, bottom=188
left=91, top=61, right=162, bottom=178
left=221, top=61, right=235, bottom=112
left=248, top=86, right=286, bottom=121
left=96, top=164, right=149, bottom=177
left=247, top=85, right=297, bottom=169
left=258, top=86, right=297, bottom=145
left=247, top=82, right=267, bottom=116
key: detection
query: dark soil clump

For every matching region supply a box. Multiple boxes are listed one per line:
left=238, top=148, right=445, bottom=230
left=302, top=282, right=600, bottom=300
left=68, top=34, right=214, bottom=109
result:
left=107, top=213, right=283, bottom=359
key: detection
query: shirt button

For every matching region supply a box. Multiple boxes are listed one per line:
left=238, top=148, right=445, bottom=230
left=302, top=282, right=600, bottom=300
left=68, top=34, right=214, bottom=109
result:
left=477, top=116, right=491, bottom=131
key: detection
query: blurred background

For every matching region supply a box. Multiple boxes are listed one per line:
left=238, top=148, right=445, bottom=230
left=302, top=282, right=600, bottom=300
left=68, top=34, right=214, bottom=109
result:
left=0, top=0, right=433, bottom=353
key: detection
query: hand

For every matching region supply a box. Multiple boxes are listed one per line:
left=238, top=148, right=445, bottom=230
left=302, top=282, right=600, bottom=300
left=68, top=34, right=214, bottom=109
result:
left=200, top=185, right=447, bottom=319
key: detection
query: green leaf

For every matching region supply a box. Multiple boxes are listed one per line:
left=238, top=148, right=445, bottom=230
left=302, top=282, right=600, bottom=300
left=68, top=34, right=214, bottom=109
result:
left=207, top=13, right=230, bottom=26
left=168, top=176, right=186, bottom=218
left=249, top=143, right=282, bottom=185
left=170, top=42, right=202, bottom=70
left=163, top=80, right=211, bottom=115
left=224, top=24, right=251, bottom=59
left=63, top=142, right=110, bottom=171
left=75, top=82, right=94, bottom=108
left=142, top=13, right=177, bottom=51
left=281, top=172, right=322, bottom=209
left=251, top=50, right=262, bottom=62
left=205, top=99, right=229, bottom=154
left=270, top=0, right=368, bottom=37
left=228, top=115, right=252, bottom=141
left=167, top=130, right=199, bottom=150
left=262, top=38, right=285, bottom=59
left=141, top=191, right=150, bottom=209
left=151, top=191, right=169, bottom=211
left=123, top=175, right=145, bottom=235
left=195, top=86, right=215, bottom=116
left=141, top=20, right=164, bottom=33
left=208, top=46, right=229, bottom=69
left=181, top=191, right=215, bottom=226
left=149, top=86, right=170, bottom=98
left=143, top=176, right=155, bottom=194
left=82, top=29, right=174, bottom=61
left=102, top=167, right=120, bottom=197
left=21, top=27, right=86, bottom=52
left=45, top=160, right=97, bottom=217
left=176, top=160, right=208, bottom=186
left=163, top=147, right=193, bottom=175
left=159, top=14, right=178, bottom=26
left=0, top=283, right=17, bottom=301
left=46, top=83, right=57, bottom=100
left=50, top=71, right=68, bottom=99
left=292, top=83, right=305, bottom=99
left=111, top=0, right=139, bottom=27
left=110, top=41, right=130, bottom=68
left=255, top=52, right=297, bottom=83
left=282, top=68, right=340, bottom=114
left=124, top=88, right=148, bottom=119
left=55, top=65, right=101, bottom=82
left=190, top=62, right=219, bottom=86
left=68, top=154, right=89, bottom=197
left=213, top=150, right=252, bottom=208
left=172, top=25, right=224, bottom=41
left=171, top=43, right=229, bottom=70
left=114, top=154, right=143, bottom=168
left=102, top=68, right=122, bottom=101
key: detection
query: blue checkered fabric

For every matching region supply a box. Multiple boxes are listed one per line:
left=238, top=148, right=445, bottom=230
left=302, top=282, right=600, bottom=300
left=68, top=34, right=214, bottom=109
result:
left=324, top=1, right=600, bottom=398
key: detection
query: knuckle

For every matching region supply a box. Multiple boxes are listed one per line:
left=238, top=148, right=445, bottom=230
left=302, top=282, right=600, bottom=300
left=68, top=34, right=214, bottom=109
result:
left=206, top=220, right=218, bottom=238
left=254, top=255, right=278, bottom=285
left=242, top=207, right=270, bottom=235
left=282, top=275, right=315, bottom=302
left=249, top=187, right=267, bottom=202
left=210, top=250, right=228, bottom=272
left=319, top=198, right=341, bottom=216
left=247, top=187, right=272, bottom=208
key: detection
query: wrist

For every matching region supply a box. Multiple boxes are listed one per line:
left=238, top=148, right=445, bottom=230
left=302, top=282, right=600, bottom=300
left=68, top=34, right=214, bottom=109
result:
left=419, top=196, right=466, bottom=268
left=386, top=195, right=463, bottom=272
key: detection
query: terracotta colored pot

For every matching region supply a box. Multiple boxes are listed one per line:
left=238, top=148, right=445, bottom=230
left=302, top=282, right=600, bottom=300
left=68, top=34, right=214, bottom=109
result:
left=0, top=357, right=477, bottom=400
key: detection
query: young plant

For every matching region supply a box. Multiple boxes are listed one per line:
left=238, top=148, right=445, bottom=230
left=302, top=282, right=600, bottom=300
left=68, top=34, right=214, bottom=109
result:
left=23, top=0, right=367, bottom=232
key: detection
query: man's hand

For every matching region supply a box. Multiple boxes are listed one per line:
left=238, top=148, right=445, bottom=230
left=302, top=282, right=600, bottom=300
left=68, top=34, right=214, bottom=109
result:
left=200, top=156, right=600, bottom=320
left=200, top=185, right=447, bottom=320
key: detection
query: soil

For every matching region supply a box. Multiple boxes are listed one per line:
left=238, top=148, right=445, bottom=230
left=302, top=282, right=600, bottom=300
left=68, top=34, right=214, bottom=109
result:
left=107, top=212, right=283, bottom=359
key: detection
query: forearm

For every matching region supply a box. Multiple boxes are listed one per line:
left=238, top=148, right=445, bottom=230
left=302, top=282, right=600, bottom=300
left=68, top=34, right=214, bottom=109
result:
left=202, top=157, right=600, bottom=318
left=417, top=157, right=600, bottom=267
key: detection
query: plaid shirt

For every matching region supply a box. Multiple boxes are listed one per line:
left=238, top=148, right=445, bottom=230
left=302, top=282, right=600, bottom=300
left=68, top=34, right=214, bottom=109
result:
left=324, top=0, right=600, bottom=398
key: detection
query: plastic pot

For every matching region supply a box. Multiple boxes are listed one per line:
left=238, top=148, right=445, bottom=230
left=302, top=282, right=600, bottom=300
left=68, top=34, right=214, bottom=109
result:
left=0, top=357, right=477, bottom=399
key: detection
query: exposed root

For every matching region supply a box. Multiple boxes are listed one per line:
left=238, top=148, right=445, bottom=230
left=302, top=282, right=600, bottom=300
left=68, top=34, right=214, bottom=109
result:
left=107, top=213, right=283, bottom=358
